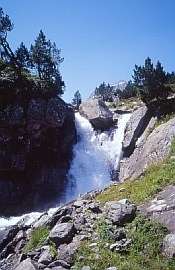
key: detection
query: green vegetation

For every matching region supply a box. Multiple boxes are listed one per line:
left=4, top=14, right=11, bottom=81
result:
left=24, top=226, right=58, bottom=257
left=24, top=226, right=49, bottom=253
left=74, top=216, right=175, bottom=270
left=133, top=57, right=171, bottom=105
left=93, top=82, right=115, bottom=102
left=72, top=90, right=82, bottom=110
left=0, top=7, right=64, bottom=112
left=92, top=81, right=137, bottom=103
left=97, top=138, right=175, bottom=204
left=156, top=112, right=175, bottom=127
left=107, top=97, right=142, bottom=111
left=49, top=241, right=58, bottom=258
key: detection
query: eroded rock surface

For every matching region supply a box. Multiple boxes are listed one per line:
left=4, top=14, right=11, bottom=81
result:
left=120, top=115, right=175, bottom=181
left=0, top=97, right=76, bottom=214
left=139, top=185, right=175, bottom=233
left=79, top=98, right=115, bottom=130
left=122, top=105, right=148, bottom=155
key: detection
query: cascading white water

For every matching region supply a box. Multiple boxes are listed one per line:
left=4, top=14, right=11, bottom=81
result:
left=66, top=113, right=131, bottom=198
left=0, top=112, right=130, bottom=229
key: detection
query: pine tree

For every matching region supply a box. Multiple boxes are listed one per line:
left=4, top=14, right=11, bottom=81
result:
left=133, top=57, right=170, bottom=104
left=0, top=7, right=17, bottom=67
left=15, top=42, right=30, bottom=68
left=31, top=30, right=64, bottom=96
left=72, top=90, right=82, bottom=109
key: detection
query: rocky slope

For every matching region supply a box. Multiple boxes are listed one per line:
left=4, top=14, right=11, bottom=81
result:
left=1, top=190, right=175, bottom=270
left=0, top=194, right=137, bottom=270
left=119, top=101, right=175, bottom=181
left=0, top=97, right=76, bottom=215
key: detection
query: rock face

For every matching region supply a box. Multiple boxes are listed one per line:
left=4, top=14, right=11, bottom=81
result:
left=79, top=98, right=115, bottom=130
left=0, top=97, right=76, bottom=214
left=119, top=106, right=175, bottom=181
left=122, top=105, right=149, bottom=155
left=139, top=185, right=175, bottom=233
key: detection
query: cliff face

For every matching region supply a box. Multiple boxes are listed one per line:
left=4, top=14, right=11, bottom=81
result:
left=119, top=99, right=175, bottom=181
left=0, top=97, right=76, bottom=215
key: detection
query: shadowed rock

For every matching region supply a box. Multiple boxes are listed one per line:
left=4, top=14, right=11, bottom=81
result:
left=79, top=98, right=115, bottom=130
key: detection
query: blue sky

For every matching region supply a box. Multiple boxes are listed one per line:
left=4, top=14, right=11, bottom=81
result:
left=1, top=0, right=175, bottom=101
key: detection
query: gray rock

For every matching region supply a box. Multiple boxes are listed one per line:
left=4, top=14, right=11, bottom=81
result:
left=51, top=267, right=67, bottom=270
left=81, top=267, right=91, bottom=270
left=14, top=258, right=38, bottom=270
left=48, top=259, right=70, bottom=268
left=110, top=239, right=131, bottom=252
left=105, top=267, right=118, bottom=270
left=49, top=222, right=75, bottom=245
left=162, top=233, right=175, bottom=258
left=88, top=203, right=102, bottom=213
left=105, top=200, right=136, bottom=225
left=74, top=200, right=87, bottom=208
left=122, top=105, right=148, bottom=151
left=79, top=98, right=114, bottom=130
left=120, top=116, right=175, bottom=181
left=113, top=228, right=126, bottom=241
left=0, top=226, right=19, bottom=257
left=74, top=216, right=87, bottom=232
left=139, top=185, right=175, bottom=232
left=46, top=207, right=73, bottom=228
left=38, top=247, right=52, bottom=265
left=32, top=213, right=50, bottom=229
left=57, top=241, right=80, bottom=264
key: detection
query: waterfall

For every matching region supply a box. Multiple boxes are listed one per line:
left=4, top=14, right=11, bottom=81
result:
left=66, top=113, right=130, bottom=198
left=0, top=113, right=130, bottom=229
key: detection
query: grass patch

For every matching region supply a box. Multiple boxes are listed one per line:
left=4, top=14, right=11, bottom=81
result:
left=49, top=241, right=58, bottom=258
left=156, top=112, right=175, bottom=127
left=96, top=138, right=175, bottom=204
left=106, top=97, right=141, bottom=111
left=74, top=216, right=175, bottom=270
left=24, top=226, right=49, bottom=253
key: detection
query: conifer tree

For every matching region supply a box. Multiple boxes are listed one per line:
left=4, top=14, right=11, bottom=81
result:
left=72, top=90, right=82, bottom=109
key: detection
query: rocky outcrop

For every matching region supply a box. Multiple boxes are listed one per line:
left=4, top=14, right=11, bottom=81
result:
left=122, top=105, right=155, bottom=157
left=0, top=97, right=76, bottom=215
left=79, top=98, right=115, bottom=130
left=139, top=185, right=175, bottom=233
left=120, top=116, right=175, bottom=181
